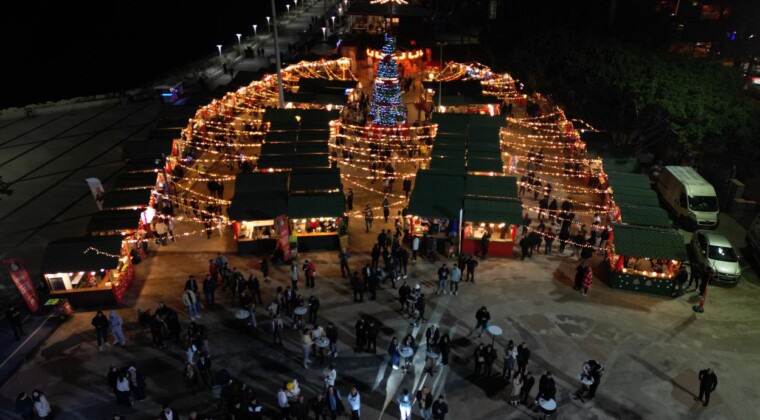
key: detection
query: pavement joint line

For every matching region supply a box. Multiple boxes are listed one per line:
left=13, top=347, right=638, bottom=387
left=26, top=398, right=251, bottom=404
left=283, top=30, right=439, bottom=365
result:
left=0, top=122, right=150, bottom=150
left=0, top=314, right=54, bottom=371
left=12, top=159, right=124, bottom=184
left=12, top=119, right=157, bottom=247
left=0, top=105, right=156, bottom=223
left=0, top=116, right=31, bottom=130
left=7, top=212, right=97, bottom=235
left=0, top=113, right=70, bottom=148
left=7, top=102, right=152, bottom=185
left=0, top=104, right=118, bottom=167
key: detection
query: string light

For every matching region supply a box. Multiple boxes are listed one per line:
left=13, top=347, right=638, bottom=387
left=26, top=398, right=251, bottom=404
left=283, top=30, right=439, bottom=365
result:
left=83, top=247, right=122, bottom=259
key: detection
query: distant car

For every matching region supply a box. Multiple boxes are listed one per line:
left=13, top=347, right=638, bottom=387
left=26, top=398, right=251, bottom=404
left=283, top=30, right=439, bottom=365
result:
left=691, top=230, right=741, bottom=286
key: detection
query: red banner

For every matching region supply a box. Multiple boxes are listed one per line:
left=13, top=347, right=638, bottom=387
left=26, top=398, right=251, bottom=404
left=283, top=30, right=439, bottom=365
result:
left=3, top=258, right=40, bottom=313
left=275, top=215, right=292, bottom=262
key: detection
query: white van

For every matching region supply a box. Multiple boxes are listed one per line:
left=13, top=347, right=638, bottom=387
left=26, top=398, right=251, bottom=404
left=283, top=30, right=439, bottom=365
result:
left=656, top=166, right=719, bottom=228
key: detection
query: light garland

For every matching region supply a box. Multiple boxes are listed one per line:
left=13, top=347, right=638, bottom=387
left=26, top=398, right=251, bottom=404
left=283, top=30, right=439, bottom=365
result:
left=83, top=247, right=122, bottom=259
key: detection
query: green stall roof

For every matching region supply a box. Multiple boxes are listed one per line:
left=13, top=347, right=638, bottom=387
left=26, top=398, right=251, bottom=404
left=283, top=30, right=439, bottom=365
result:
left=298, top=130, right=330, bottom=141
left=87, top=210, right=142, bottom=234
left=295, top=141, right=329, bottom=154
left=228, top=194, right=288, bottom=221
left=466, top=175, right=518, bottom=198
left=112, top=172, right=158, bottom=191
left=467, top=149, right=502, bottom=159
left=612, top=224, right=686, bottom=260
left=614, top=193, right=660, bottom=208
left=429, top=157, right=465, bottom=173
left=41, top=235, right=124, bottom=273
left=293, top=153, right=330, bottom=169
left=407, top=170, right=465, bottom=219
left=618, top=203, right=672, bottom=228
left=265, top=130, right=298, bottom=142
left=261, top=142, right=296, bottom=156
left=257, top=155, right=294, bottom=170
left=467, top=157, right=503, bottom=173
left=468, top=114, right=506, bottom=127
left=464, top=198, right=523, bottom=224
left=287, top=193, right=345, bottom=218
left=290, top=168, right=342, bottom=193
left=606, top=171, right=651, bottom=189
left=102, top=188, right=153, bottom=210
left=233, top=172, right=289, bottom=195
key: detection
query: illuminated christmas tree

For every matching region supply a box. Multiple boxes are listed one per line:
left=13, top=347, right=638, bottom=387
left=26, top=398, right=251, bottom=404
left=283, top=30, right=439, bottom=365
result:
left=369, top=33, right=407, bottom=127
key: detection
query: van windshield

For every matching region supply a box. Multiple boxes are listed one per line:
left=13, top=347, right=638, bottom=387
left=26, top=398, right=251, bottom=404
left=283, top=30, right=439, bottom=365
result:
left=688, top=195, right=718, bottom=212
left=708, top=245, right=738, bottom=262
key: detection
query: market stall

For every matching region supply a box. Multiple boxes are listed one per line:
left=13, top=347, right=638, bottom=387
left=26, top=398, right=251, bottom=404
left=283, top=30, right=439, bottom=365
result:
left=228, top=172, right=289, bottom=254
left=407, top=170, right=466, bottom=255
left=287, top=193, right=346, bottom=251
left=607, top=225, right=687, bottom=296
left=462, top=175, right=521, bottom=256
left=40, top=235, right=135, bottom=307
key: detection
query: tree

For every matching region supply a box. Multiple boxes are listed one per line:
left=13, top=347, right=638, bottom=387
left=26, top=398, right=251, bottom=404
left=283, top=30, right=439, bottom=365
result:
left=369, top=33, right=407, bottom=126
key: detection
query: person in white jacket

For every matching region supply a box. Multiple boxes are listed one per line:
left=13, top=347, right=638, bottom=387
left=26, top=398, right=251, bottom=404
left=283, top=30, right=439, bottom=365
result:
left=109, top=311, right=126, bottom=346
left=347, top=387, right=361, bottom=420
left=32, top=389, right=51, bottom=420
left=182, top=289, right=200, bottom=320
left=323, top=364, right=337, bottom=389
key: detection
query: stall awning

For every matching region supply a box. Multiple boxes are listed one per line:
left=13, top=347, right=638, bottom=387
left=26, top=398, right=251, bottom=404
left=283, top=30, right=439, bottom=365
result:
left=467, top=157, right=503, bottom=173
left=606, top=171, right=651, bottom=189
left=466, top=175, right=518, bottom=198
left=614, top=193, right=660, bottom=208
left=295, top=141, right=329, bottom=154
left=87, top=210, right=143, bottom=234
left=261, top=142, right=297, bottom=156
left=618, top=203, right=672, bottom=228
left=41, top=235, right=124, bottom=273
left=102, top=188, right=153, bottom=210
left=266, top=130, right=298, bottom=142
left=464, top=198, right=523, bottom=225
left=429, top=157, right=465, bottom=173
left=612, top=225, right=686, bottom=260
left=290, top=168, right=342, bottom=193
left=468, top=115, right=506, bottom=128
left=257, top=155, right=295, bottom=170
left=293, top=153, right=330, bottom=169
left=408, top=170, right=465, bottom=219
left=432, top=114, right=470, bottom=134
left=233, top=172, right=290, bottom=195
left=298, top=130, right=330, bottom=141
left=288, top=193, right=345, bottom=218
left=228, top=195, right=288, bottom=220
left=113, top=172, right=159, bottom=191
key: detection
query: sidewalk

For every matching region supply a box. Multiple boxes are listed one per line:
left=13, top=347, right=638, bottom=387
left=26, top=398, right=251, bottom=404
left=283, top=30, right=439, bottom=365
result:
left=0, top=311, right=61, bottom=387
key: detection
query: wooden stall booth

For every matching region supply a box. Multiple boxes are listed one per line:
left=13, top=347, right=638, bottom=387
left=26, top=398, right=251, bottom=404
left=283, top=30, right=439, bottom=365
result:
left=287, top=192, right=346, bottom=252
left=462, top=175, right=522, bottom=257
left=41, top=236, right=135, bottom=307
left=407, top=170, right=466, bottom=257
left=607, top=225, right=687, bottom=297
left=229, top=172, right=289, bottom=255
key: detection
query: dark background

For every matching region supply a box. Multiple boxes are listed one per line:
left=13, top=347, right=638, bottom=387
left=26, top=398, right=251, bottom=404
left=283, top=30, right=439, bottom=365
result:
left=1, top=1, right=287, bottom=108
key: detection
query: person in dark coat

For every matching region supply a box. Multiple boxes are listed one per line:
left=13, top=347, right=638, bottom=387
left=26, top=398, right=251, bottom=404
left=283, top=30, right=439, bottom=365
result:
left=519, top=372, right=536, bottom=405
left=438, top=334, right=451, bottom=366
left=695, top=368, right=718, bottom=407
left=431, top=395, right=448, bottom=420
left=517, top=342, right=531, bottom=376
left=311, top=393, right=328, bottom=420
left=15, top=392, right=34, bottom=420
left=351, top=272, right=364, bottom=303
left=519, top=236, right=532, bottom=260
left=366, top=320, right=379, bottom=353
left=574, top=262, right=586, bottom=290
left=91, top=310, right=110, bottom=351
left=6, top=305, right=24, bottom=340
left=536, top=372, right=556, bottom=401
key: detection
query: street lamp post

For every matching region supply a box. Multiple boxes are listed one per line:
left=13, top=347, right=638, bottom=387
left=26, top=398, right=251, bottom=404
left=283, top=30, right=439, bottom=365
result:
left=236, top=33, right=242, bottom=55
left=253, top=24, right=258, bottom=38
left=216, top=44, right=223, bottom=66
left=322, top=26, right=327, bottom=41
left=270, top=0, right=285, bottom=108
left=436, top=41, right=447, bottom=110
left=331, top=15, right=336, bottom=31
left=266, top=16, right=271, bottom=34
left=286, top=4, right=290, bottom=15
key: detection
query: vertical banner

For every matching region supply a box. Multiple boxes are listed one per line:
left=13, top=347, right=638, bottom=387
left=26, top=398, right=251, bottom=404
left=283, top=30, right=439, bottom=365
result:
left=85, top=178, right=105, bottom=210
left=275, top=215, right=292, bottom=262
left=3, top=258, right=40, bottom=313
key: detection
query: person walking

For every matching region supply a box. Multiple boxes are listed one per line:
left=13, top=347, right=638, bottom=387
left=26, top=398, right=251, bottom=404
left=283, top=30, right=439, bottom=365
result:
left=517, top=342, right=531, bottom=376
left=507, top=372, right=523, bottom=406
left=397, top=389, right=413, bottom=420
left=449, top=264, right=461, bottom=295
left=183, top=289, right=200, bottom=320
left=473, top=343, right=487, bottom=377
left=503, top=340, right=517, bottom=379
left=411, top=235, right=420, bottom=262
left=302, top=328, right=313, bottom=369
left=323, top=364, right=337, bottom=389
left=520, top=371, right=536, bottom=406
left=114, top=371, right=132, bottom=407
left=340, top=249, right=351, bottom=278
left=249, top=274, right=263, bottom=304
left=305, top=260, right=317, bottom=289
left=261, top=258, right=270, bottom=284
left=695, top=368, right=718, bottom=407
left=308, top=296, right=320, bottom=326
left=382, top=196, right=391, bottom=222
left=272, top=316, right=284, bottom=346
left=366, top=320, right=379, bottom=353
left=277, top=383, right=291, bottom=419
left=6, top=305, right=24, bottom=340
left=474, top=306, right=490, bottom=337
left=202, top=274, right=216, bottom=307
left=436, top=263, right=449, bottom=295
left=127, top=365, right=146, bottom=401
left=347, top=387, right=361, bottom=420
left=325, top=385, right=344, bottom=419
left=431, top=395, right=448, bottom=420
left=311, top=393, right=328, bottom=420
left=351, top=272, right=365, bottom=303
left=355, top=318, right=367, bottom=352
left=14, top=392, right=34, bottom=420
left=544, top=228, right=555, bottom=254
left=347, top=189, right=354, bottom=211
left=581, top=266, right=593, bottom=296
left=326, top=322, right=339, bottom=357
left=31, top=390, right=51, bottom=420
left=290, top=261, right=300, bottom=291
left=109, top=311, right=126, bottom=346
left=364, top=204, right=374, bottom=232
left=439, top=334, right=451, bottom=366
left=413, top=387, right=433, bottom=420
left=388, top=336, right=401, bottom=369
left=465, top=256, right=478, bottom=282
left=92, top=310, right=110, bottom=351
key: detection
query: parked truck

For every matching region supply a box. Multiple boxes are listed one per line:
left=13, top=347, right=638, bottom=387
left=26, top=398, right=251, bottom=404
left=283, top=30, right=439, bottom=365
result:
left=656, top=166, right=719, bottom=229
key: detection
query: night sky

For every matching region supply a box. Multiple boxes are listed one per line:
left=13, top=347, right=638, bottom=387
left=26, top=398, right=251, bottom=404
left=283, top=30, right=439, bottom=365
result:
left=2, top=1, right=282, bottom=108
